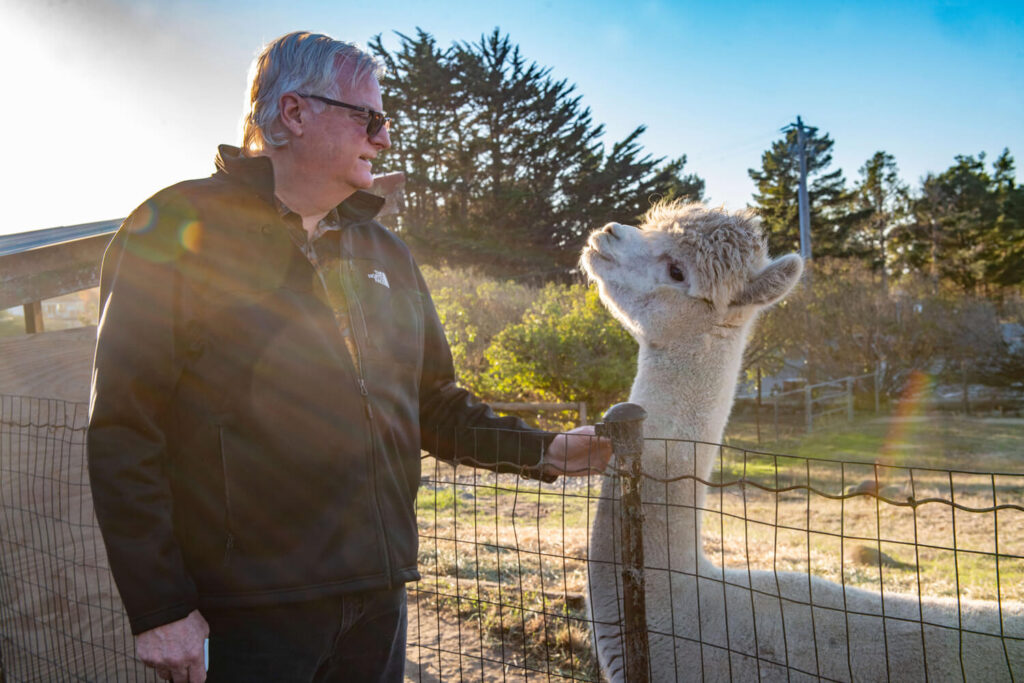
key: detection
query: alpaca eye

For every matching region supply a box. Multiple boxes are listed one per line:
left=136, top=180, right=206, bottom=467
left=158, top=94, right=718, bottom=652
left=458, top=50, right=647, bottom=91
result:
left=668, top=264, right=685, bottom=282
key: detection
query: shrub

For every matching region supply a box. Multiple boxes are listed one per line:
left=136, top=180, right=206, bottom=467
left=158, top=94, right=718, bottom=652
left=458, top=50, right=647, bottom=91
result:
left=422, top=266, right=537, bottom=396
left=483, top=283, right=636, bottom=409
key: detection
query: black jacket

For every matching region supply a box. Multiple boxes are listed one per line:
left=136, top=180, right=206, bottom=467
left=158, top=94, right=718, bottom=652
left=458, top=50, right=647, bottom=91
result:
left=88, top=146, right=553, bottom=635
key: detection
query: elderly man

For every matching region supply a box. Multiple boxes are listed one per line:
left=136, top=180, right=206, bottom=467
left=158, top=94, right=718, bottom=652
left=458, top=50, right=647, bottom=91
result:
left=87, top=31, right=609, bottom=683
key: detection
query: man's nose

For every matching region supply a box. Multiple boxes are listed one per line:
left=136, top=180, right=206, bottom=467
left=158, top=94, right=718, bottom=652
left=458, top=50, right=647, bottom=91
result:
left=371, top=125, right=391, bottom=150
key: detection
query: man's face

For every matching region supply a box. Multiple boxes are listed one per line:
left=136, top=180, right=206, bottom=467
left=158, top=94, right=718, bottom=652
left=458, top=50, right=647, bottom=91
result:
left=302, top=73, right=391, bottom=199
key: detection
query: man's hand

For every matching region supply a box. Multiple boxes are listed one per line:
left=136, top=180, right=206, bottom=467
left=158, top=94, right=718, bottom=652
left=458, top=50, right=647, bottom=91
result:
left=542, top=426, right=612, bottom=477
left=136, top=609, right=209, bottom=682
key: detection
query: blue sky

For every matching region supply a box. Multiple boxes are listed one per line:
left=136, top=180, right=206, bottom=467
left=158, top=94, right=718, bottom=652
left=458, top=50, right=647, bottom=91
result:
left=1, top=0, right=1021, bottom=236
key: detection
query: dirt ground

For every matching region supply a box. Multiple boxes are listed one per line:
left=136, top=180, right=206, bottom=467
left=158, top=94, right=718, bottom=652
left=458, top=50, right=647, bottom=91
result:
left=406, top=589, right=536, bottom=683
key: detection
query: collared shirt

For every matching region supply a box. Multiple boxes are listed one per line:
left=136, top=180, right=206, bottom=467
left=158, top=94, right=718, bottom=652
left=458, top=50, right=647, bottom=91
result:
left=275, top=199, right=360, bottom=368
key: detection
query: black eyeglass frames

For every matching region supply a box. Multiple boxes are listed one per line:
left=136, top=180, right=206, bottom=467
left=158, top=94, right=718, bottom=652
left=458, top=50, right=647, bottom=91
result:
left=297, top=94, right=392, bottom=136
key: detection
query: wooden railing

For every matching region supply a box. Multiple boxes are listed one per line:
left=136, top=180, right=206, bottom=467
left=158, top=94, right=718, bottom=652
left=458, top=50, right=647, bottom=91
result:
left=0, top=173, right=405, bottom=335
left=488, top=401, right=589, bottom=425
left=0, top=174, right=404, bottom=402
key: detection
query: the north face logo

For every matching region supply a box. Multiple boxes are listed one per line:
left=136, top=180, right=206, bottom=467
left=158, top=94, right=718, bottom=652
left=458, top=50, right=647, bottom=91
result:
left=368, top=270, right=390, bottom=288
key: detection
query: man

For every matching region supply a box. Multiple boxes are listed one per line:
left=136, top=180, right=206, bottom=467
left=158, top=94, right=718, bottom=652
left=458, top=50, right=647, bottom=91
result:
left=87, top=31, right=610, bottom=683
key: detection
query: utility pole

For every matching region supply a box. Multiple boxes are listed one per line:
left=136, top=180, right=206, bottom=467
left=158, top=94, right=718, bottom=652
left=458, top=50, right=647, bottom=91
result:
left=783, top=116, right=816, bottom=261
left=783, top=117, right=817, bottom=385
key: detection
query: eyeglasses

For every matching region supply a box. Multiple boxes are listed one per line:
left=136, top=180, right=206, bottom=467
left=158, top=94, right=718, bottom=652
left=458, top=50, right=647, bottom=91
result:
left=297, top=94, right=392, bottom=136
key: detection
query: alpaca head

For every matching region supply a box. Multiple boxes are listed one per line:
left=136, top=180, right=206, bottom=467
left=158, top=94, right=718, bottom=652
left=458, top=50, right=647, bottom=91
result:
left=581, top=201, right=803, bottom=348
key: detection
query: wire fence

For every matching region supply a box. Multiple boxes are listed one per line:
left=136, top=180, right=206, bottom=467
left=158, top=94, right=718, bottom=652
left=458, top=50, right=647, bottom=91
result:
left=0, top=395, right=150, bottom=681
left=2, top=394, right=1023, bottom=681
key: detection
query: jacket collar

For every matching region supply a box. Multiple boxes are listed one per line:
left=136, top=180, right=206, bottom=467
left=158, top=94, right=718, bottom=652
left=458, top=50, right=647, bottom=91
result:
left=213, top=144, right=386, bottom=222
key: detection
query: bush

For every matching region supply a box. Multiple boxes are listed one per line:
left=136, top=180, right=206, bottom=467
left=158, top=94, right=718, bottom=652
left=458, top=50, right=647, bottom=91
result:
left=483, top=283, right=637, bottom=409
left=422, top=266, right=537, bottom=396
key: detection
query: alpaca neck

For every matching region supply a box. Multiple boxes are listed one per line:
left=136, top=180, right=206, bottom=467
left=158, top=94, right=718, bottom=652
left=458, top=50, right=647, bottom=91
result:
left=628, top=331, right=747, bottom=446
left=624, top=331, right=750, bottom=575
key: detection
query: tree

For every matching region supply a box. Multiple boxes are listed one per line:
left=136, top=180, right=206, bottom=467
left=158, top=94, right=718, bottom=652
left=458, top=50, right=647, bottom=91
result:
left=652, top=154, right=706, bottom=205
left=983, top=149, right=1024, bottom=291
left=557, top=131, right=704, bottom=260
left=849, top=151, right=909, bottom=292
left=452, top=30, right=606, bottom=273
left=891, top=154, right=998, bottom=293
left=371, top=28, right=705, bottom=279
left=371, top=30, right=470, bottom=240
left=422, top=265, right=537, bottom=396
left=748, top=126, right=853, bottom=259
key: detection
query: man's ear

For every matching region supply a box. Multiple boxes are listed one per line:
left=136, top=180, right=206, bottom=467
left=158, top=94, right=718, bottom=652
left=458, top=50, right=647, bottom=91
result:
left=279, top=93, right=307, bottom=137
left=732, top=253, right=803, bottom=308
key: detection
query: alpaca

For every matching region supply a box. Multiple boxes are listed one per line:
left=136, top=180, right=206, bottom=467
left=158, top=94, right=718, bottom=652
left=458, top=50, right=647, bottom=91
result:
left=581, top=201, right=1024, bottom=682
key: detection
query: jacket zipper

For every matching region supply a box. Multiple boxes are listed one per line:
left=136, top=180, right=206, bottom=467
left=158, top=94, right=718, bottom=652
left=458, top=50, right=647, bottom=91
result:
left=217, top=426, right=236, bottom=566
left=341, top=252, right=393, bottom=585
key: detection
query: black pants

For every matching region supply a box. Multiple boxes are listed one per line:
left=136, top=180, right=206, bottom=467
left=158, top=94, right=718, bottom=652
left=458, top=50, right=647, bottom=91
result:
left=204, top=586, right=407, bottom=682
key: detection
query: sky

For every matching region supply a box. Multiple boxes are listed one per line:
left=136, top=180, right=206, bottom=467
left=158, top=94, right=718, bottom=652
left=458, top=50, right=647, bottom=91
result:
left=1, top=0, right=1021, bottom=237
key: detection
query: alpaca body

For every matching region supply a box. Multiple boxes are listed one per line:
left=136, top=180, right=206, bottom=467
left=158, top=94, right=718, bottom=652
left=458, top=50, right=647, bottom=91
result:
left=582, top=202, right=1023, bottom=682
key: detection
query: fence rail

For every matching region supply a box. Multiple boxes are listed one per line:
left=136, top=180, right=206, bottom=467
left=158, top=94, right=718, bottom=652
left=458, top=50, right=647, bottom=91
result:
left=2, top=394, right=1023, bottom=681
left=0, top=173, right=405, bottom=334
left=736, top=370, right=881, bottom=443
left=489, top=401, right=588, bottom=425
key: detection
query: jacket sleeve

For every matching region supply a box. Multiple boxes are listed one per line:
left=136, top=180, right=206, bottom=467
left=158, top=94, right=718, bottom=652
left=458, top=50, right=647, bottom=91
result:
left=87, top=195, right=198, bottom=635
left=414, top=265, right=557, bottom=481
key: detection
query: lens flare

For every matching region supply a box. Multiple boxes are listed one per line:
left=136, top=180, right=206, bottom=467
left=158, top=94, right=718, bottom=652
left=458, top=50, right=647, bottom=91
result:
left=127, top=200, right=158, bottom=234
left=180, top=220, right=203, bottom=252
left=879, top=370, right=933, bottom=466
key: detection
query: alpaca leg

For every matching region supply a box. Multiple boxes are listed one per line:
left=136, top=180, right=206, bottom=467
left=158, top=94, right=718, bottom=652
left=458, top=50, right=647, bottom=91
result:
left=587, top=482, right=628, bottom=683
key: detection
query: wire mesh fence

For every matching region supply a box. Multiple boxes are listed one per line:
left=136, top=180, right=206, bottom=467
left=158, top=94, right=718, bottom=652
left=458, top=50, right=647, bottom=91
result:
left=0, top=395, right=151, bottom=681
left=2, top=394, right=1023, bottom=681
left=619, top=437, right=1024, bottom=681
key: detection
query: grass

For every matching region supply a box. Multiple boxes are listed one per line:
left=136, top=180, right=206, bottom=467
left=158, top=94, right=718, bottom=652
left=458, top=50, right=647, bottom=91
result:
left=411, top=412, right=1024, bottom=678
left=726, top=408, right=1024, bottom=474
left=417, top=479, right=596, bottom=530
left=415, top=471, right=599, bottom=679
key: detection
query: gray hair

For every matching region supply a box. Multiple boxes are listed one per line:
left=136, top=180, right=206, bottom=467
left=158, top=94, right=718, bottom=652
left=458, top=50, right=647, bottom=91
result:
left=242, top=31, right=384, bottom=152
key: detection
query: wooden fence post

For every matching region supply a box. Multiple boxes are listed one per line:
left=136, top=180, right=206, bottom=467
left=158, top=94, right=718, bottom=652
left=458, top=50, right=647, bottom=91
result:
left=773, top=397, right=780, bottom=442
left=804, top=385, right=813, bottom=434
left=874, top=366, right=881, bottom=413
left=23, top=301, right=44, bottom=334
left=596, top=402, right=649, bottom=683
left=846, top=378, right=855, bottom=422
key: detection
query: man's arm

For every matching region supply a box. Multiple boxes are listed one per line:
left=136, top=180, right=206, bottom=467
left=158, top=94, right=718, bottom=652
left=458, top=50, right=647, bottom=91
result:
left=413, top=266, right=611, bottom=477
left=88, top=198, right=199, bottom=634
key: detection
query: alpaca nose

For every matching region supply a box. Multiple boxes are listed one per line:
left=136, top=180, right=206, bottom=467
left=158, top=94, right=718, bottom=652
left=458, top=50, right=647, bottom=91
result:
left=602, top=223, right=621, bottom=239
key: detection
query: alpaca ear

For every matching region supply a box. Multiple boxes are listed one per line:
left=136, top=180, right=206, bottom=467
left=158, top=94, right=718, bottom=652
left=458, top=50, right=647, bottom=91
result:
left=731, top=254, right=803, bottom=308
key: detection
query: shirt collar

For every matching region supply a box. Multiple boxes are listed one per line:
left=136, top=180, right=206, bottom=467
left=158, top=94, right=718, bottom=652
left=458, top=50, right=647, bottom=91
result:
left=275, top=197, right=342, bottom=248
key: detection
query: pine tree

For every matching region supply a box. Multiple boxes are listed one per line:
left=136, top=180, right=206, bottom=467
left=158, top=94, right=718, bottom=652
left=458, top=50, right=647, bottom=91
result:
left=850, top=151, right=909, bottom=292
left=985, top=149, right=1024, bottom=290
left=652, top=155, right=706, bottom=205
left=892, top=154, right=997, bottom=293
left=748, top=127, right=852, bottom=258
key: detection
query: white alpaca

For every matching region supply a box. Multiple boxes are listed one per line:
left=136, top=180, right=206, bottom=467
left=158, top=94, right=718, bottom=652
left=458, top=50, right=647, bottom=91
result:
left=581, top=202, right=1024, bottom=682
